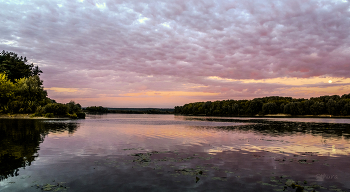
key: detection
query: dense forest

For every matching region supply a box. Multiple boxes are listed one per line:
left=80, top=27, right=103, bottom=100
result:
left=0, top=50, right=85, bottom=118
left=174, top=94, right=350, bottom=116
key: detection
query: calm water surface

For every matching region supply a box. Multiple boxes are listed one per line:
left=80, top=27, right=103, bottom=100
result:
left=1, top=114, right=350, bottom=192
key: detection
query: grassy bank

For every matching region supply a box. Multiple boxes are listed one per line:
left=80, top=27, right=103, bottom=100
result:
left=0, top=113, right=70, bottom=119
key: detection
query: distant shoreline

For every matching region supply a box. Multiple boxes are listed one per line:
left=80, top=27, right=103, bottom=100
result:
left=2, top=113, right=350, bottom=119
left=83, top=107, right=174, bottom=114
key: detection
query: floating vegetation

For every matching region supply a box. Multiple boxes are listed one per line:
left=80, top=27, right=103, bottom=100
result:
left=257, top=176, right=346, bottom=192
left=175, top=168, right=205, bottom=177
left=212, top=177, right=227, bottom=181
left=122, top=148, right=140, bottom=151
left=32, top=181, right=68, bottom=191
left=132, top=153, right=152, bottom=163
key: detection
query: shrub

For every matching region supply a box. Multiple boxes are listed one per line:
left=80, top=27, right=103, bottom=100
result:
left=85, top=106, right=108, bottom=113
left=44, top=113, right=54, bottom=118
left=34, top=105, right=44, bottom=115
left=69, top=113, right=78, bottom=119
left=76, top=112, right=86, bottom=119
left=43, top=103, right=68, bottom=116
left=66, top=101, right=82, bottom=114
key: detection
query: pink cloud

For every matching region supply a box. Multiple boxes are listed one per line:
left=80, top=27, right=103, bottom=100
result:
left=1, top=0, right=350, bottom=107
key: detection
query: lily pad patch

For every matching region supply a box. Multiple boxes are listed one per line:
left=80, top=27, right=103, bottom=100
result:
left=32, top=181, right=68, bottom=191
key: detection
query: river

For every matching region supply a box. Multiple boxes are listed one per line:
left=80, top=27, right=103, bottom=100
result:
left=1, top=114, right=350, bottom=191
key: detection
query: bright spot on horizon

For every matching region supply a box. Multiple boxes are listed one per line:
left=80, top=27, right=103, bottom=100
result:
left=329, top=80, right=333, bottom=83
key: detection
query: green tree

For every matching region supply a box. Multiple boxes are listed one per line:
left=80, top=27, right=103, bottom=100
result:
left=310, top=102, right=325, bottom=115
left=336, top=99, right=347, bottom=115
left=232, top=103, right=240, bottom=115
left=0, top=73, right=50, bottom=113
left=326, top=99, right=337, bottom=115
left=284, top=102, right=299, bottom=115
left=297, top=102, right=306, bottom=115
left=8, top=76, right=50, bottom=113
left=246, top=99, right=263, bottom=115
left=85, top=106, right=109, bottom=113
left=0, top=73, right=16, bottom=112
left=65, top=101, right=85, bottom=118
left=0, top=50, right=42, bottom=82
left=66, top=101, right=82, bottom=114
left=43, top=103, right=69, bottom=116
left=342, top=103, right=350, bottom=115
left=341, top=93, right=350, bottom=99
left=262, top=102, right=278, bottom=114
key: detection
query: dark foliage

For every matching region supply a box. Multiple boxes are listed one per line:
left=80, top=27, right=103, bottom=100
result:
left=0, top=50, right=42, bottom=83
left=42, top=103, right=69, bottom=116
left=85, top=106, right=109, bottom=113
left=175, top=95, right=350, bottom=116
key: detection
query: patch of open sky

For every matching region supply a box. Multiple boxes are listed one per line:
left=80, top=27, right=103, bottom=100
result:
left=331, top=0, right=349, bottom=4
left=137, top=17, right=150, bottom=24
left=95, top=2, right=106, bottom=9
left=0, top=39, right=18, bottom=47
left=161, top=22, right=171, bottom=28
left=316, top=0, right=349, bottom=10
left=3, top=0, right=24, bottom=4
left=237, top=10, right=252, bottom=22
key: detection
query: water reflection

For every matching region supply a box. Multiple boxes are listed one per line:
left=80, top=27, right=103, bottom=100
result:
left=1, top=115, right=350, bottom=192
left=188, top=117, right=350, bottom=139
left=0, top=119, right=79, bottom=181
left=185, top=117, right=350, bottom=157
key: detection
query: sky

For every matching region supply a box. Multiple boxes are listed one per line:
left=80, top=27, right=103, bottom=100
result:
left=1, top=0, right=350, bottom=108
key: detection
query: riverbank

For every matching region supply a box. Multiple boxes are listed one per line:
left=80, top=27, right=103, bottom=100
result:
left=176, top=113, right=350, bottom=118
left=255, top=114, right=350, bottom=118
left=0, top=113, right=70, bottom=119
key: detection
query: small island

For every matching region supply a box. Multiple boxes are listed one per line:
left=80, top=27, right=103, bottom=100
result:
left=0, top=50, right=85, bottom=119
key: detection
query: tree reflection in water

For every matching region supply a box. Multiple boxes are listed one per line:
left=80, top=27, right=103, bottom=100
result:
left=187, top=117, right=350, bottom=139
left=0, top=119, right=78, bottom=181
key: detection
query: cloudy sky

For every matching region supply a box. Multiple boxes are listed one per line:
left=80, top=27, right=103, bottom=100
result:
left=1, top=0, right=350, bottom=107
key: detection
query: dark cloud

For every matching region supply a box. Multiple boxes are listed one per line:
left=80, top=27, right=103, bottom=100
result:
left=1, top=0, right=350, bottom=106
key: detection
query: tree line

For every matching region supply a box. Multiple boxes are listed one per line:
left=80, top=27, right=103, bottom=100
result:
left=84, top=106, right=173, bottom=114
left=174, top=94, right=350, bottom=116
left=0, top=50, right=85, bottom=118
